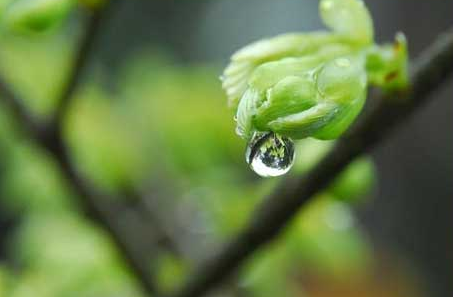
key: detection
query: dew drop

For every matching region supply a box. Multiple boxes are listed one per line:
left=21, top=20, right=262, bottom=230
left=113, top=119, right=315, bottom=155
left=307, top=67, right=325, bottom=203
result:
left=246, top=132, right=295, bottom=177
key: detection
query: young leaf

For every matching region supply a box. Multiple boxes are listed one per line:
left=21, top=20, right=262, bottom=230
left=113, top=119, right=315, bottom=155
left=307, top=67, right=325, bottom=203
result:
left=319, top=0, right=374, bottom=45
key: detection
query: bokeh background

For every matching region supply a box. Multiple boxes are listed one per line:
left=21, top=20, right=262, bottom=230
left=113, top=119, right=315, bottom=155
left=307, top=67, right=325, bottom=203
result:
left=0, top=0, right=451, bottom=297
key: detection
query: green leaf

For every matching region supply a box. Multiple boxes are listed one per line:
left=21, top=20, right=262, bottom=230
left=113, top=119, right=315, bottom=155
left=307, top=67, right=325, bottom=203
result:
left=366, top=33, right=409, bottom=90
left=222, top=33, right=356, bottom=109
left=312, top=56, right=367, bottom=139
left=254, top=75, right=317, bottom=130
left=319, top=0, right=374, bottom=44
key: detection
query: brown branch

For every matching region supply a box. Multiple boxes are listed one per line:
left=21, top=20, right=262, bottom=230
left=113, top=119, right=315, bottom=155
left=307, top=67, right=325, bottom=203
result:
left=170, top=29, right=453, bottom=297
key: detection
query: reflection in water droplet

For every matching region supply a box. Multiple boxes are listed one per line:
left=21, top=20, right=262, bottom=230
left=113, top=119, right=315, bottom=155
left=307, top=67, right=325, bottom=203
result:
left=246, top=132, right=295, bottom=177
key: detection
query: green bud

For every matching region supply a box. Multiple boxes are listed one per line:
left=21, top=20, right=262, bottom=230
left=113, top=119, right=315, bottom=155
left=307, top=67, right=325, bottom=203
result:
left=312, top=56, right=367, bottom=140
left=253, top=75, right=317, bottom=132
left=366, top=33, right=409, bottom=91
left=222, top=0, right=408, bottom=143
left=236, top=55, right=367, bottom=140
left=222, top=33, right=359, bottom=110
left=3, top=0, right=75, bottom=33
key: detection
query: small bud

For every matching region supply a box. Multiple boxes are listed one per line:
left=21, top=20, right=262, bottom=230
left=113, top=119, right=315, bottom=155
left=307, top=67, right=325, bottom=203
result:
left=365, top=33, right=409, bottom=91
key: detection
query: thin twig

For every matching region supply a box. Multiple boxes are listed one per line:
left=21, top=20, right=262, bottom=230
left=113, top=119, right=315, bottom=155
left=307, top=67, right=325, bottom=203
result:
left=50, top=4, right=111, bottom=130
left=170, top=29, right=453, bottom=297
left=47, top=140, right=161, bottom=295
left=51, top=1, right=183, bottom=264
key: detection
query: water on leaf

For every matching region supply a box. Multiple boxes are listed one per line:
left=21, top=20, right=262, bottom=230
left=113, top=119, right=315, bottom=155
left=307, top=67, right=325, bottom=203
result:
left=246, top=132, right=295, bottom=177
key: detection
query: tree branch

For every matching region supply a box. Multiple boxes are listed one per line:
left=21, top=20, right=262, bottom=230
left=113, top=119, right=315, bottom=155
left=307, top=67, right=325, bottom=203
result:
left=170, top=29, right=453, bottom=297
left=47, top=138, right=161, bottom=295
left=0, top=79, right=45, bottom=140
left=50, top=4, right=112, bottom=129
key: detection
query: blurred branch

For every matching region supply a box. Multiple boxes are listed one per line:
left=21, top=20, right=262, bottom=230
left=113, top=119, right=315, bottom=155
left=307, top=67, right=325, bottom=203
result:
left=49, top=4, right=112, bottom=130
left=0, top=3, right=163, bottom=296
left=123, top=187, right=188, bottom=258
left=170, top=29, right=453, bottom=297
left=0, top=79, right=45, bottom=140
left=52, top=0, right=185, bottom=265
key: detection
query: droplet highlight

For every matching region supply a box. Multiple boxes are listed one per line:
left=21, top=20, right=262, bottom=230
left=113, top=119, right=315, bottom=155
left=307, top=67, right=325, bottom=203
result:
left=246, top=132, right=295, bottom=177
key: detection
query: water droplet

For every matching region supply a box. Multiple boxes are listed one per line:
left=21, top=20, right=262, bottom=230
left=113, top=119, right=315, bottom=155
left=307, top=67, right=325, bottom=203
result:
left=246, top=132, right=295, bottom=177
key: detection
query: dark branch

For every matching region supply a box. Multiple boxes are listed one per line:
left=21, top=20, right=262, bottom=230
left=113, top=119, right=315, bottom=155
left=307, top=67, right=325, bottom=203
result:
left=50, top=4, right=112, bottom=130
left=0, top=78, right=45, bottom=140
left=47, top=136, right=161, bottom=295
left=170, top=29, right=453, bottom=297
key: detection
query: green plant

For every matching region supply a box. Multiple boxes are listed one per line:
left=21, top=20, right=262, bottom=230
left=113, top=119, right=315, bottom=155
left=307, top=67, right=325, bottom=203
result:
left=222, top=0, right=408, bottom=176
left=0, top=1, right=451, bottom=297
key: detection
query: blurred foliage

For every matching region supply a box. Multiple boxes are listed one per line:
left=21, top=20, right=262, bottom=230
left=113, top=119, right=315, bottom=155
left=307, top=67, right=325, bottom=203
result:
left=8, top=214, right=141, bottom=297
left=0, top=5, right=421, bottom=297
left=240, top=196, right=371, bottom=297
left=1, top=0, right=75, bottom=33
